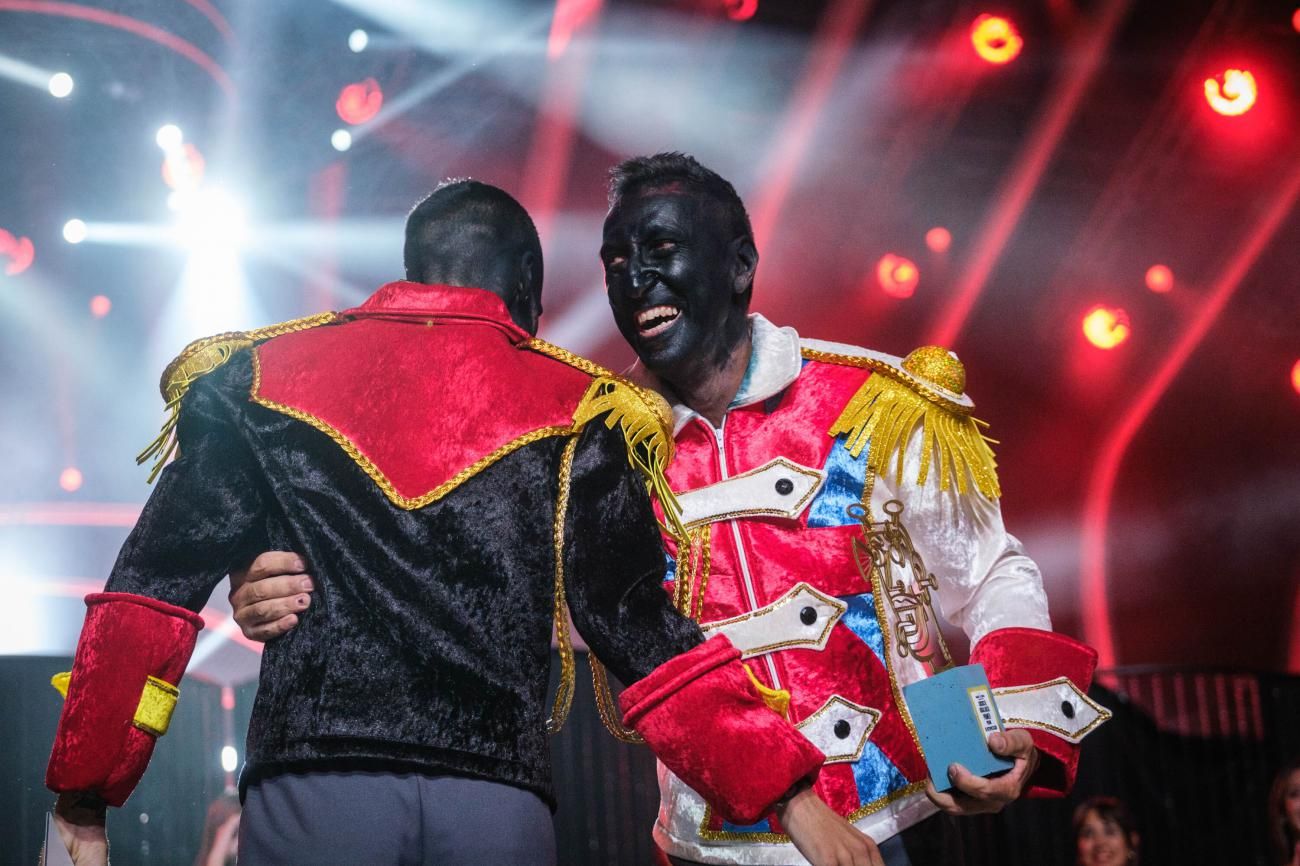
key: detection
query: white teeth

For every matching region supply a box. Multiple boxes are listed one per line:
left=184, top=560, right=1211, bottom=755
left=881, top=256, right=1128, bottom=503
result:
left=636, top=305, right=680, bottom=326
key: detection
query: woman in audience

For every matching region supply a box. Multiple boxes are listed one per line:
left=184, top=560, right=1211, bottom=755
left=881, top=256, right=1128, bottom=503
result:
left=1270, top=758, right=1300, bottom=866
left=1073, top=796, right=1140, bottom=866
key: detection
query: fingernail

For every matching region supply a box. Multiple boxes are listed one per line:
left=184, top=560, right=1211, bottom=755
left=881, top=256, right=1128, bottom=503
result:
left=948, top=764, right=959, bottom=778
left=293, top=558, right=306, bottom=571
left=297, top=595, right=309, bottom=607
left=300, top=578, right=314, bottom=591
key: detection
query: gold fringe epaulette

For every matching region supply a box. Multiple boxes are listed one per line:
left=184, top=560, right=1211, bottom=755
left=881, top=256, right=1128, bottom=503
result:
left=571, top=376, right=686, bottom=543
left=807, top=344, right=1001, bottom=499
left=527, top=338, right=687, bottom=544
left=137, top=312, right=340, bottom=481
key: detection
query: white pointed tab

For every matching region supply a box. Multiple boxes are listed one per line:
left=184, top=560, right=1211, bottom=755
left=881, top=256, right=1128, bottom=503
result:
left=795, top=695, right=882, bottom=763
left=701, top=582, right=847, bottom=659
left=677, top=457, right=825, bottom=528
left=992, top=677, right=1112, bottom=743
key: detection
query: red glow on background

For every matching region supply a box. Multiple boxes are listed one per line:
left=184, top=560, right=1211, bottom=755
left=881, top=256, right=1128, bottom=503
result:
left=724, top=0, right=758, bottom=22
left=1145, top=264, right=1173, bottom=293
left=1292, top=8, right=1300, bottom=34
left=970, top=14, right=1023, bottom=65
left=1082, top=305, right=1130, bottom=349
left=59, top=467, right=83, bottom=492
left=161, top=143, right=205, bottom=191
left=925, top=227, right=952, bottom=253
left=0, top=228, right=34, bottom=275
left=221, top=685, right=236, bottom=710
left=1204, top=68, right=1257, bottom=116
left=336, top=78, right=384, bottom=125
left=89, top=295, right=112, bottom=318
left=1291, top=360, right=1300, bottom=396
left=876, top=254, right=919, bottom=298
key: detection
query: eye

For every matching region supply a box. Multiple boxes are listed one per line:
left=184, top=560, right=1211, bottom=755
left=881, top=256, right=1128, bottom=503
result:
left=604, top=254, right=627, bottom=271
left=650, top=239, right=677, bottom=253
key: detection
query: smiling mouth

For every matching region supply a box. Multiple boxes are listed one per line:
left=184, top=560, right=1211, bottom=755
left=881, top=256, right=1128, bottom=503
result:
left=635, top=305, right=681, bottom=338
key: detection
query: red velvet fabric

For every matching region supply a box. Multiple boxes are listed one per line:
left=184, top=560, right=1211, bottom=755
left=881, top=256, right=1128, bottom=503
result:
left=255, top=283, right=595, bottom=503
left=969, top=626, right=1099, bottom=798
left=46, top=592, right=204, bottom=807
left=620, top=635, right=825, bottom=824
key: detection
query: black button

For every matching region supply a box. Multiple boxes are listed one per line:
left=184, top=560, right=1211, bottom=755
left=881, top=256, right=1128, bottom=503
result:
left=833, top=720, right=851, bottom=739
left=775, top=478, right=794, bottom=496
left=799, top=606, right=817, bottom=626
left=1061, top=701, right=1075, bottom=719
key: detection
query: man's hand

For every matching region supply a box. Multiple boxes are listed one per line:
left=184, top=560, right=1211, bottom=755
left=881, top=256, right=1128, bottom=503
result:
left=924, top=729, right=1039, bottom=816
left=229, top=551, right=313, bottom=642
left=776, top=784, right=883, bottom=866
left=51, top=793, right=108, bottom=866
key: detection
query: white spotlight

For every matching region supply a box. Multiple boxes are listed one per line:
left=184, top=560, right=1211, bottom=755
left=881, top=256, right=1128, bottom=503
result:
left=48, top=72, right=74, bottom=98
left=220, top=745, right=238, bottom=772
left=175, top=187, right=247, bottom=250
left=63, top=219, right=87, bottom=244
left=156, top=124, right=183, bottom=150
left=331, top=129, right=353, bottom=152
left=348, top=29, right=369, bottom=53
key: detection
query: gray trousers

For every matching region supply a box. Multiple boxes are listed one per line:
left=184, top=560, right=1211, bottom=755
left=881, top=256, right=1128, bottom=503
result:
left=239, top=769, right=556, bottom=866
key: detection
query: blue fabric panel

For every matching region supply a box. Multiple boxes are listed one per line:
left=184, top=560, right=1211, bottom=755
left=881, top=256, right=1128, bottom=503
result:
left=721, top=816, right=773, bottom=834
left=838, top=592, right=886, bottom=668
left=851, top=741, right=911, bottom=807
left=662, top=550, right=676, bottom=588
left=807, top=435, right=869, bottom=528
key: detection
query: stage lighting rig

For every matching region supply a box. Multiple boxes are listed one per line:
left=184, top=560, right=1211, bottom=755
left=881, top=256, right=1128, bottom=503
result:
left=876, top=253, right=919, bottom=298
left=1204, top=68, right=1257, bottom=116
left=970, top=14, right=1023, bottom=65
left=1082, top=306, right=1130, bottom=349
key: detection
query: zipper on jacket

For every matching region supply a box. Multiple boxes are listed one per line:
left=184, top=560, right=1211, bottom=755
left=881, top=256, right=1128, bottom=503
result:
left=713, top=418, right=783, bottom=691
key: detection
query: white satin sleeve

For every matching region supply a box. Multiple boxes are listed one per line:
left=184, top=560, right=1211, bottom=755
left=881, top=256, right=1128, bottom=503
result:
left=869, top=426, right=1051, bottom=648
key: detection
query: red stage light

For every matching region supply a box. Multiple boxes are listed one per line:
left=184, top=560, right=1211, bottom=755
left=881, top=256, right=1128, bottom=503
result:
left=970, top=14, right=1023, bottom=65
left=1082, top=305, right=1130, bottom=349
left=59, top=467, right=83, bottom=492
left=336, top=78, right=384, bottom=126
left=925, top=227, right=952, bottom=254
left=1292, top=8, right=1300, bottom=34
left=876, top=254, right=919, bottom=298
left=1204, top=68, right=1257, bottom=116
left=1291, top=360, right=1300, bottom=396
left=1145, top=264, right=1173, bottom=294
left=0, top=228, right=34, bottom=276
left=724, top=0, right=758, bottom=21
left=161, top=143, right=205, bottom=191
left=89, top=295, right=112, bottom=318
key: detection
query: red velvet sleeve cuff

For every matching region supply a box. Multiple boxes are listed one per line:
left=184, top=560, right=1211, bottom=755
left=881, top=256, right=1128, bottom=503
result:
left=970, top=627, right=1101, bottom=798
left=46, top=592, right=204, bottom=807
left=620, top=635, right=824, bottom=824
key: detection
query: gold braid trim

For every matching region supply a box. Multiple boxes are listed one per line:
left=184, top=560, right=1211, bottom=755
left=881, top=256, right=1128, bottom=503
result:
left=809, top=350, right=1001, bottom=499
left=137, top=312, right=340, bottom=482
left=546, top=436, right=579, bottom=735
left=691, top=524, right=713, bottom=621
left=590, top=654, right=645, bottom=744
left=571, top=377, right=686, bottom=543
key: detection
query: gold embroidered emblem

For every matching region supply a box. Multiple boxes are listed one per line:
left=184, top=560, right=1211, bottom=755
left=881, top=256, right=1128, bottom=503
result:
left=849, top=499, right=953, bottom=674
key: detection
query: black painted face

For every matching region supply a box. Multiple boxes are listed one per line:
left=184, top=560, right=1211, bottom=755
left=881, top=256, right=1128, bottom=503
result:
left=601, top=190, right=750, bottom=384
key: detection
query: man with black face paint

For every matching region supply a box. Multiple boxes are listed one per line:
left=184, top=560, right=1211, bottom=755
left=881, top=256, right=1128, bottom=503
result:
left=231, top=157, right=1105, bottom=866
left=595, top=154, right=1103, bottom=866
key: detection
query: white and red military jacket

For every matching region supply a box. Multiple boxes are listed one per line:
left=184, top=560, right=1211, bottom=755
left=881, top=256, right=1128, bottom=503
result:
left=626, top=315, right=1109, bottom=865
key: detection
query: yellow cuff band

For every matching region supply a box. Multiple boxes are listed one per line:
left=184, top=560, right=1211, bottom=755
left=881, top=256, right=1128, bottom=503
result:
left=50, top=671, right=180, bottom=737
left=743, top=663, right=791, bottom=719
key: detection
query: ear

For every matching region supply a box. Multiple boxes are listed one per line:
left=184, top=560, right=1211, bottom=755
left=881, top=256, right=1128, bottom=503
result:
left=729, top=236, right=758, bottom=298
left=516, top=249, right=543, bottom=334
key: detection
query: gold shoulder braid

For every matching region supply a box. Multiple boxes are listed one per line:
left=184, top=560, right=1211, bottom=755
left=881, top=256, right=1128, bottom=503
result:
left=137, top=312, right=340, bottom=481
left=807, top=345, right=1001, bottom=499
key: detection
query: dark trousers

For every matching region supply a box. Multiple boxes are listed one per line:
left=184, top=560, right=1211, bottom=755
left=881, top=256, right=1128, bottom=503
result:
left=239, top=768, right=556, bottom=866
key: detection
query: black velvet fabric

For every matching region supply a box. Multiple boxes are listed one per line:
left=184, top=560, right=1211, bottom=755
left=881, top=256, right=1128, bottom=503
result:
left=106, top=350, right=702, bottom=807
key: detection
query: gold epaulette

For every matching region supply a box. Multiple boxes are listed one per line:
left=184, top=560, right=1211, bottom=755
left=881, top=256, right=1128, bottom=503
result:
left=526, top=338, right=686, bottom=543
left=804, top=344, right=1001, bottom=499
left=137, top=312, right=340, bottom=481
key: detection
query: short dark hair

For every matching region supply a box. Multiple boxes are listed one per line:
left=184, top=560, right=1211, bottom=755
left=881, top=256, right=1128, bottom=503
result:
left=607, top=152, right=753, bottom=245
left=403, top=179, right=542, bottom=292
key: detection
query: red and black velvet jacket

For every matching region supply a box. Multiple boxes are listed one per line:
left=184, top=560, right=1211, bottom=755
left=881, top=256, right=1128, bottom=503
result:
left=46, top=283, right=824, bottom=821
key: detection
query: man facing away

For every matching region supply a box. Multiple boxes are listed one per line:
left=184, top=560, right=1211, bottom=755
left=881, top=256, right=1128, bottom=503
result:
left=45, top=180, right=875, bottom=866
left=234, top=157, right=1108, bottom=866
